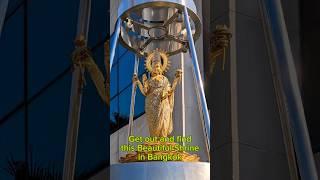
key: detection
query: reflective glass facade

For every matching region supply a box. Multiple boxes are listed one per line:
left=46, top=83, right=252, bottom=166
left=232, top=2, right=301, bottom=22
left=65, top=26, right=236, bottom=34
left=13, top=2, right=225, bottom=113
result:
left=110, top=35, right=146, bottom=133
left=0, top=0, right=108, bottom=179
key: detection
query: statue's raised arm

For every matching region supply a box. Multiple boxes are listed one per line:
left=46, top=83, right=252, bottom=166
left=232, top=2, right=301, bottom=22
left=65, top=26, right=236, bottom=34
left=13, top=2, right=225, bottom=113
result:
left=132, top=74, right=147, bottom=96
left=171, top=69, right=183, bottom=93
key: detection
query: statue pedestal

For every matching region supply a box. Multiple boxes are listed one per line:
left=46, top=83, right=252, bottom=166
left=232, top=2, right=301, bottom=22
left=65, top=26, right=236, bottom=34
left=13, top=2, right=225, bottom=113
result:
left=110, top=162, right=210, bottom=180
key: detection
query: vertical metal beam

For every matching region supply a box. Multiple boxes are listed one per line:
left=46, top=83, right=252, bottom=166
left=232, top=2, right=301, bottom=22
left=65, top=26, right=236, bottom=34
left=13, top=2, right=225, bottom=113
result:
left=110, top=19, right=121, bottom=71
left=0, top=0, right=9, bottom=38
left=229, top=0, right=240, bottom=179
left=76, top=0, right=91, bottom=39
left=127, top=55, right=139, bottom=144
left=181, top=54, right=186, bottom=147
left=183, top=6, right=210, bottom=151
left=63, top=67, right=84, bottom=180
left=63, top=0, right=91, bottom=180
left=202, top=0, right=211, bottom=74
left=261, top=0, right=318, bottom=179
left=259, top=1, right=299, bottom=179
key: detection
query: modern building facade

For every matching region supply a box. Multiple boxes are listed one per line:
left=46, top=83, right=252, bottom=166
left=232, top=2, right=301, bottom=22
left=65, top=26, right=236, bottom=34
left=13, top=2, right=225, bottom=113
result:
left=0, top=1, right=109, bottom=179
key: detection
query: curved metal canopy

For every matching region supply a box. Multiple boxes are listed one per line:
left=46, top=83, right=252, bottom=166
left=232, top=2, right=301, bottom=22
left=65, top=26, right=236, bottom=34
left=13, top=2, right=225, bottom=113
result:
left=117, top=0, right=201, bottom=57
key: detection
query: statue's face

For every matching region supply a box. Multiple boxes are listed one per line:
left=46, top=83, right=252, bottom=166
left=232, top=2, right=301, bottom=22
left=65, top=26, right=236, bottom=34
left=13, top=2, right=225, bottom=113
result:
left=152, top=62, right=162, bottom=75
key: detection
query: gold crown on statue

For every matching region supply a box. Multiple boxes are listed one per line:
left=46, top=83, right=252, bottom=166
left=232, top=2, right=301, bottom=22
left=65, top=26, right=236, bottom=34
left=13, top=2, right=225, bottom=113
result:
left=145, top=49, right=170, bottom=73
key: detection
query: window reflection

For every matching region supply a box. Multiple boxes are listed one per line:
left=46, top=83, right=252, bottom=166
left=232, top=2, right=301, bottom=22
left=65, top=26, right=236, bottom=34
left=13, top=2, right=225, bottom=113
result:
left=119, top=86, right=132, bottom=119
left=110, top=98, right=119, bottom=123
left=119, top=53, right=135, bottom=90
left=0, top=0, right=108, bottom=178
left=0, top=111, right=24, bottom=180
left=0, top=7, right=23, bottom=118
left=110, top=63, right=118, bottom=97
left=135, top=90, right=145, bottom=117
left=110, top=43, right=147, bottom=133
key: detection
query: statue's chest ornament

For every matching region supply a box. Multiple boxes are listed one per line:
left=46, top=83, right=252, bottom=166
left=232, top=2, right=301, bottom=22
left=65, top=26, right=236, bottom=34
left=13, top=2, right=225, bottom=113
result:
left=150, top=76, right=164, bottom=88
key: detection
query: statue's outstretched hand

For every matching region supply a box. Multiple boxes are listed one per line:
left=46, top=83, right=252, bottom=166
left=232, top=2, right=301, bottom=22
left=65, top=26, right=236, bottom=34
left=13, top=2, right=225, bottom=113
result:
left=132, top=74, right=139, bottom=84
left=175, top=69, right=183, bottom=81
left=142, top=74, right=147, bottom=84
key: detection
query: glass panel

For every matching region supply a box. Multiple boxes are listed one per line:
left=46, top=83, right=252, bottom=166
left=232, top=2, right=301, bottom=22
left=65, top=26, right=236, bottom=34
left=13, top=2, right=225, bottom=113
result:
left=88, top=0, right=107, bottom=47
left=134, top=89, right=145, bottom=118
left=118, top=52, right=135, bottom=91
left=117, top=44, right=128, bottom=59
left=76, top=65, right=109, bottom=175
left=28, top=0, right=79, bottom=96
left=109, top=45, right=146, bottom=133
left=0, top=111, right=24, bottom=180
left=110, top=63, right=118, bottom=98
left=118, top=86, right=132, bottom=121
left=92, top=43, right=106, bottom=76
left=0, top=7, right=23, bottom=117
left=7, top=0, right=22, bottom=14
left=76, top=40, right=108, bottom=175
left=110, top=98, right=119, bottom=123
left=28, top=74, right=71, bottom=176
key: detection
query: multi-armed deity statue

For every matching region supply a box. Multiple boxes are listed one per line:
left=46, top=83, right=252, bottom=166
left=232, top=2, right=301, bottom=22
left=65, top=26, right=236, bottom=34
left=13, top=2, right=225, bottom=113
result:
left=120, top=49, right=200, bottom=163
left=133, top=49, right=182, bottom=138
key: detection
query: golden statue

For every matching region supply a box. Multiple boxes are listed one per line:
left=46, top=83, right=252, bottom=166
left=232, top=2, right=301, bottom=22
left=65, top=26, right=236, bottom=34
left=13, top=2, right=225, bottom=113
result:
left=120, top=49, right=199, bottom=163
left=132, top=49, right=182, bottom=138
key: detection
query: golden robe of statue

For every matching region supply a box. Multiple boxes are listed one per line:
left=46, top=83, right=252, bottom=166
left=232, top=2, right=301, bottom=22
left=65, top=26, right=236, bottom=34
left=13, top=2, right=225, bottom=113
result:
left=133, top=49, right=182, bottom=137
